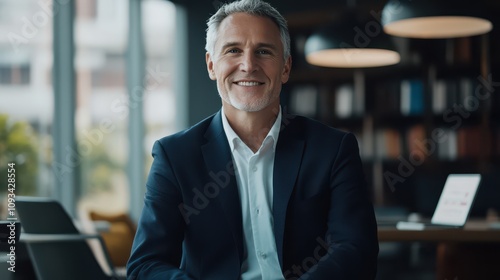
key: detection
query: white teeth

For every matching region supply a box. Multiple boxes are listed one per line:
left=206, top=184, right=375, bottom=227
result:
left=237, top=81, right=261, bottom=86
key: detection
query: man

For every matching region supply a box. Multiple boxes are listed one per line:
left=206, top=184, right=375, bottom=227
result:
left=127, top=0, right=378, bottom=279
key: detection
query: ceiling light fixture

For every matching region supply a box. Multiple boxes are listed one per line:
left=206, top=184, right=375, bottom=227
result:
left=305, top=14, right=401, bottom=68
left=381, top=0, right=492, bottom=39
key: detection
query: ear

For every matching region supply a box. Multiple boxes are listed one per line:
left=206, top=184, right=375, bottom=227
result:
left=281, top=56, right=292, bottom=84
left=206, top=52, right=216, bottom=81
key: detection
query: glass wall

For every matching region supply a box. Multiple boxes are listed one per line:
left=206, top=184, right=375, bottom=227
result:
left=0, top=0, right=177, bottom=219
left=0, top=0, right=55, bottom=218
left=74, top=0, right=177, bottom=217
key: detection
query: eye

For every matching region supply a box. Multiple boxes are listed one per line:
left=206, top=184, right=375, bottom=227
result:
left=256, top=49, right=271, bottom=55
left=226, top=48, right=240, bottom=54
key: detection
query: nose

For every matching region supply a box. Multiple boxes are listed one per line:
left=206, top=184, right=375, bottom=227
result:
left=239, top=52, right=259, bottom=73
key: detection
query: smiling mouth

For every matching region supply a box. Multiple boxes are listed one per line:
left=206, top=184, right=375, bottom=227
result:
left=235, top=81, right=264, bottom=86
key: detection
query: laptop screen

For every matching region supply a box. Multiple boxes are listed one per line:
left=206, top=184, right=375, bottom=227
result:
left=431, top=174, right=482, bottom=226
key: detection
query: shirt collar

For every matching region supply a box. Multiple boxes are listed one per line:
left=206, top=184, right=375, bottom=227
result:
left=221, top=106, right=282, bottom=153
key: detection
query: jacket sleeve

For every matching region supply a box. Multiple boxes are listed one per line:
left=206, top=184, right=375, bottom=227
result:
left=299, top=133, right=379, bottom=280
left=127, top=140, right=195, bottom=280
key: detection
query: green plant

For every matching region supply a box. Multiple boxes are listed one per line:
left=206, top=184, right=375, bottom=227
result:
left=80, top=131, right=123, bottom=195
left=0, top=114, right=38, bottom=196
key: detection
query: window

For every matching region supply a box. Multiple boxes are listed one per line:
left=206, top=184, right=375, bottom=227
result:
left=75, top=0, right=176, bottom=216
left=0, top=0, right=177, bottom=219
left=0, top=0, right=54, bottom=218
left=0, top=65, right=30, bottom=85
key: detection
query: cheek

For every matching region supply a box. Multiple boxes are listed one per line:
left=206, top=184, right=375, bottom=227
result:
left=264, top=62, right=284, bottom=79
left=216, top=59, right=236, bottom=78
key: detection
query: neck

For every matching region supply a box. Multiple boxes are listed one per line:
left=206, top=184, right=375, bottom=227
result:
left=223, top=102, right=280, bottom=153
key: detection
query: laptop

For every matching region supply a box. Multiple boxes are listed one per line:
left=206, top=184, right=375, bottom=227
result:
left=396, top=174, right=482, bottom=230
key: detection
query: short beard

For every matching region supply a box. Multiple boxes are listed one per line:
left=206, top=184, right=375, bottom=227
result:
left=219, top=91, right=277, bottom=112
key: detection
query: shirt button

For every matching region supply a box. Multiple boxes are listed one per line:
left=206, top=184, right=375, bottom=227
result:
left=252, top=166, right=257, bottom=172
left=260, top=252, right=267, bottom=259
left=256, top=208, right=260, bottom=215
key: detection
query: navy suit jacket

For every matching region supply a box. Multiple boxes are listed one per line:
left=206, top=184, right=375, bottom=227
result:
left=127, top=110, right=379, bottom=280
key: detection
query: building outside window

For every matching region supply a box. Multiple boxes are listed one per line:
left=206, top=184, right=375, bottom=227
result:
left=0, top=0, right=177, bottom=219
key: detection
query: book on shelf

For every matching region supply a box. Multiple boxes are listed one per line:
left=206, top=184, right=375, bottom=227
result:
left=361, top=116, right=374, bottom=159
left=433, top=80, right=447, bottom=114
left=437, top=129, right=458, bottom=160
left=374, top=81, right=400, bottom=116
left=457, top=126, right=483, bottom=158
left=435, top=126, right=490, bottom=160
left=406, top=124, right=427, bottom=160
left=290, top=84, right=318, bottom=117
left=334, top=83, right=364, bottom=119
left=400, top=79, right=424, bottom=116
left=335, top=84, right=354, bottom=118
left=460, top=78, right=475, bottom=111
left=432, top=78, right=476, bottom=115
left=454, top=37, right=472, bottom=65
left=447, top=79, right=461, bottom=110
left=374, top=128, right=401, bottom=160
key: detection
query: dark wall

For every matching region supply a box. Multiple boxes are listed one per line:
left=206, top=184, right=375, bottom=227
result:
left=182, top=1, right=222, bottom=125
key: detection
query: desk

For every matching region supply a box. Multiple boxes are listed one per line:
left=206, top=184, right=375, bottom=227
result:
left=377, top=220, right=500, bottom=279
left=378, top=221, right=500, bottom=242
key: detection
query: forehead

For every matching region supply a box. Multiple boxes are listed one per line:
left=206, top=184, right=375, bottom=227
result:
left=216, top=12, right=282, bottom=47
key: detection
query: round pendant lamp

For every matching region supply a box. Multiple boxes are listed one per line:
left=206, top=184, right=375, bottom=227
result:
left=382, top=0, right=492, bottom=39
left=305, top=15, right=401, bottom=68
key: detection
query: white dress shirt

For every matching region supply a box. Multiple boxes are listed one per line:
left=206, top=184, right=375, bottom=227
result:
left=221, top=107, right=284, bottom=280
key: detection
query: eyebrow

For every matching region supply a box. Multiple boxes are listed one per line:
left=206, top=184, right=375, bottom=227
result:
left=220, top=42, right=279, bottom=51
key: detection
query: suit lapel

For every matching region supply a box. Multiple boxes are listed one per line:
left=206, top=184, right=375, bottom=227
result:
left=273, top=118, right=305, bottom=267
left=201, top=111, right=244, bottom=262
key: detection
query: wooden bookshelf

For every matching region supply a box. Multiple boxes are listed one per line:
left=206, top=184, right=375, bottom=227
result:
left=283, top=16, right=500, bottom=212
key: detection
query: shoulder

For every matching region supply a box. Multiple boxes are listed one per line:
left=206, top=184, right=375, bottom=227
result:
left=282, top=115, right=361, bottom=159
left=154, top=113, right=217, bottom=152
left=285, top=114, right=353, bottom=142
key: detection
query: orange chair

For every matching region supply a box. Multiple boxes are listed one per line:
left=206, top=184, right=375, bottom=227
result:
left=89, top=212, right=136, bottom=268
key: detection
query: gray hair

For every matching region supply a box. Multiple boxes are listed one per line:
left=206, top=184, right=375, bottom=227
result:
left=205, top=0, right=291, bottom=61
